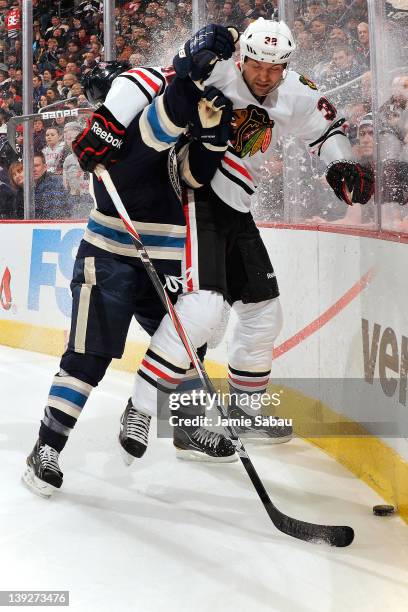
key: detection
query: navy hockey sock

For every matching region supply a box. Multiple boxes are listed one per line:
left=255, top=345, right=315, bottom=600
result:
left=39, top=371, right=94, bottom=452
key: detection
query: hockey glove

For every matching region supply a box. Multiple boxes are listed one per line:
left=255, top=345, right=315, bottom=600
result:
left=173, top=24, right=239, bottom=82
left=72, top=105, right=126, bottom=173
left=325, top=160, right=374, bottom=205
left=190, top=86, right=233, bottom=149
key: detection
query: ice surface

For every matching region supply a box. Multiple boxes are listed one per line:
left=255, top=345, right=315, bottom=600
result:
left=1, top=345, right=408, bottom=612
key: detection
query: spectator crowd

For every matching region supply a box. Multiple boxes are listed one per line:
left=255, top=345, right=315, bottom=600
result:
left=0, top=0, right=407, bottom=230
left=251, top=0, right=408, bottom=229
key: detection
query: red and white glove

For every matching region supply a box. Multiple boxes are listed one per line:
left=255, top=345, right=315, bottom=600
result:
left=72, top=105, right=126, bottom=173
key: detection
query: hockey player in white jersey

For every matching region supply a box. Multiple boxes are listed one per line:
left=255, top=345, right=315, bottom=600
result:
left=122, top=19, right=374, bottom=449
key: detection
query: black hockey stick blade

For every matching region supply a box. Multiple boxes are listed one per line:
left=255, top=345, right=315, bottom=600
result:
left=266, top=501, right=354, bottom=547
left=240, top=454, right=354, bottom=547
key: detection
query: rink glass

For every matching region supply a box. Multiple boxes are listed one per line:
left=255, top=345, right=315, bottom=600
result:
left=12, top=1, right=408, bottom=231
left=274, top=0, right=374, bottom=228
left=368, top=1, right=408, bottom=232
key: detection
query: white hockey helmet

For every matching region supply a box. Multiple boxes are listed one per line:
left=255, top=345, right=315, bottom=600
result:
left=240, top=18, right=296, bottom=66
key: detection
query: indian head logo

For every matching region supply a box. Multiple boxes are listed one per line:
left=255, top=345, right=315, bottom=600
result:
left=230, top=105, right=274, bottom=158
left=0, top=267, right=12, bottom=310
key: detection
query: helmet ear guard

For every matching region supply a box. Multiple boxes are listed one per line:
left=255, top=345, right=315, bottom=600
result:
left=82, top=60, right=130, bottom=106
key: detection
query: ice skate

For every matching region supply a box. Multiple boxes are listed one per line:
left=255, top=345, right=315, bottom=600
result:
left=22, top=439, right=63, bottom=498
left=228, top=403, right=293, bottom=443
left=173, top=426, right=237, bottom=462
left=119, top=398, right=151, bottom=464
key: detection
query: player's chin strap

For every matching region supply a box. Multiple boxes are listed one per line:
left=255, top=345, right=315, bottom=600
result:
left=94, top=163, right=354, bottom=549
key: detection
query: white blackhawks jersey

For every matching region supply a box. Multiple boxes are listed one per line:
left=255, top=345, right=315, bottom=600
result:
left=204, top=59, right=353, bottom=212
left=103, top=61, right=353, bottom=214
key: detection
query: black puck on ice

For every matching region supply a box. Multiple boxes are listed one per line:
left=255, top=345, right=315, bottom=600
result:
left=372, top=504, right=395, bottom=516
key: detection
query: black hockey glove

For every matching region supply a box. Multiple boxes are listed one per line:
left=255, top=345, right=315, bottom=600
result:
left=72, top=105, right=126, bottom=173
left=190, top=86, right=233, bottom=149
left=325, top=160, right=374, bottom=205
left=173, top=24, right=239, bottom=82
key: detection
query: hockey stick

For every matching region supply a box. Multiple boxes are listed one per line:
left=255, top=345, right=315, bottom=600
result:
left=95, top=164, right=354, bottom=547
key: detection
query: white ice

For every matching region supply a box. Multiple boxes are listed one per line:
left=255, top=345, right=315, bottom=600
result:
left=1, top=345, right=408, bottom=612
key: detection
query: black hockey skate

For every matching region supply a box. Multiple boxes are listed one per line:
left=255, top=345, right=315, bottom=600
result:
left=228, top=403, right=293, bottom=443
left=119, top=398, right=151, bottom=465
left=22, top=439, right=63, bottom=498
left=173, top=426, right=237, bottom=462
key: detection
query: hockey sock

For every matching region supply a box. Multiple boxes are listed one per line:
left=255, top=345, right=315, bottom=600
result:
left=228, top=365, right=271, bottom=416
left=39, top=371, right=94, bottom=452
left=228, top=365, right=270, bottom=394
left=133, top=348, right=190, bottom=418
left=133, top=345, right=208, bottom=420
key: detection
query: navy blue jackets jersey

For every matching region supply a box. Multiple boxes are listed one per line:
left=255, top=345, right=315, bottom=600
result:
left=77, top=66, right=227, bottom=276
left=77, top=66, right=185, bottom=275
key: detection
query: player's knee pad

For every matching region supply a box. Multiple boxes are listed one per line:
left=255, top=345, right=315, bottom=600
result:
left=60, top=350, right=112, bottom=387
left=150, top=290, right=224, bottom=368
left=229, top=297, right=283, bottom=371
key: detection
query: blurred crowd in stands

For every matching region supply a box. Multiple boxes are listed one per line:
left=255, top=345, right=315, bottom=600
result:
left=0, top=0, right=407, bottom=230
left=252, top=0, right=408, bottom=229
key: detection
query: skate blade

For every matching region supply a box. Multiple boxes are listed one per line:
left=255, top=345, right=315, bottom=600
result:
left=175, top=448, right=238, bottom=463
left=21, top=466, right=57, bottom=498
left=241, top=432, right=293, bottom=445
left=119, top=444, right=135, bottom=466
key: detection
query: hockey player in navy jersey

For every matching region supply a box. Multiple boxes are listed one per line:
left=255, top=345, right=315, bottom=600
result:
left=115, top=19, right=374, bottom=450
left=22, top=43, right=240, bottom=497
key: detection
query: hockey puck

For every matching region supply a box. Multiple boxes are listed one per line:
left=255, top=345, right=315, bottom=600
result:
left=372, top=504, right=395, bottom=516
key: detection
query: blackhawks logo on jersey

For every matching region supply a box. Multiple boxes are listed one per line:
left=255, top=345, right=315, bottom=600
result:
left=299, top=75, right=318, bottom=90
left=230, top=105, right=274, bottom=158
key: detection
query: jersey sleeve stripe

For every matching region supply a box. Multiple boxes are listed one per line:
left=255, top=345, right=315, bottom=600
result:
left=127, top=68, right=162, bottom=93
left=146, top=100, right=179, bottom=143
left=139, top=101, right=180, bottom=152
left=155, top=94, right=185, bottom=137
left=141, top=66, right=167, bottom=89
left=119, top=74, right=153, bottom=104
